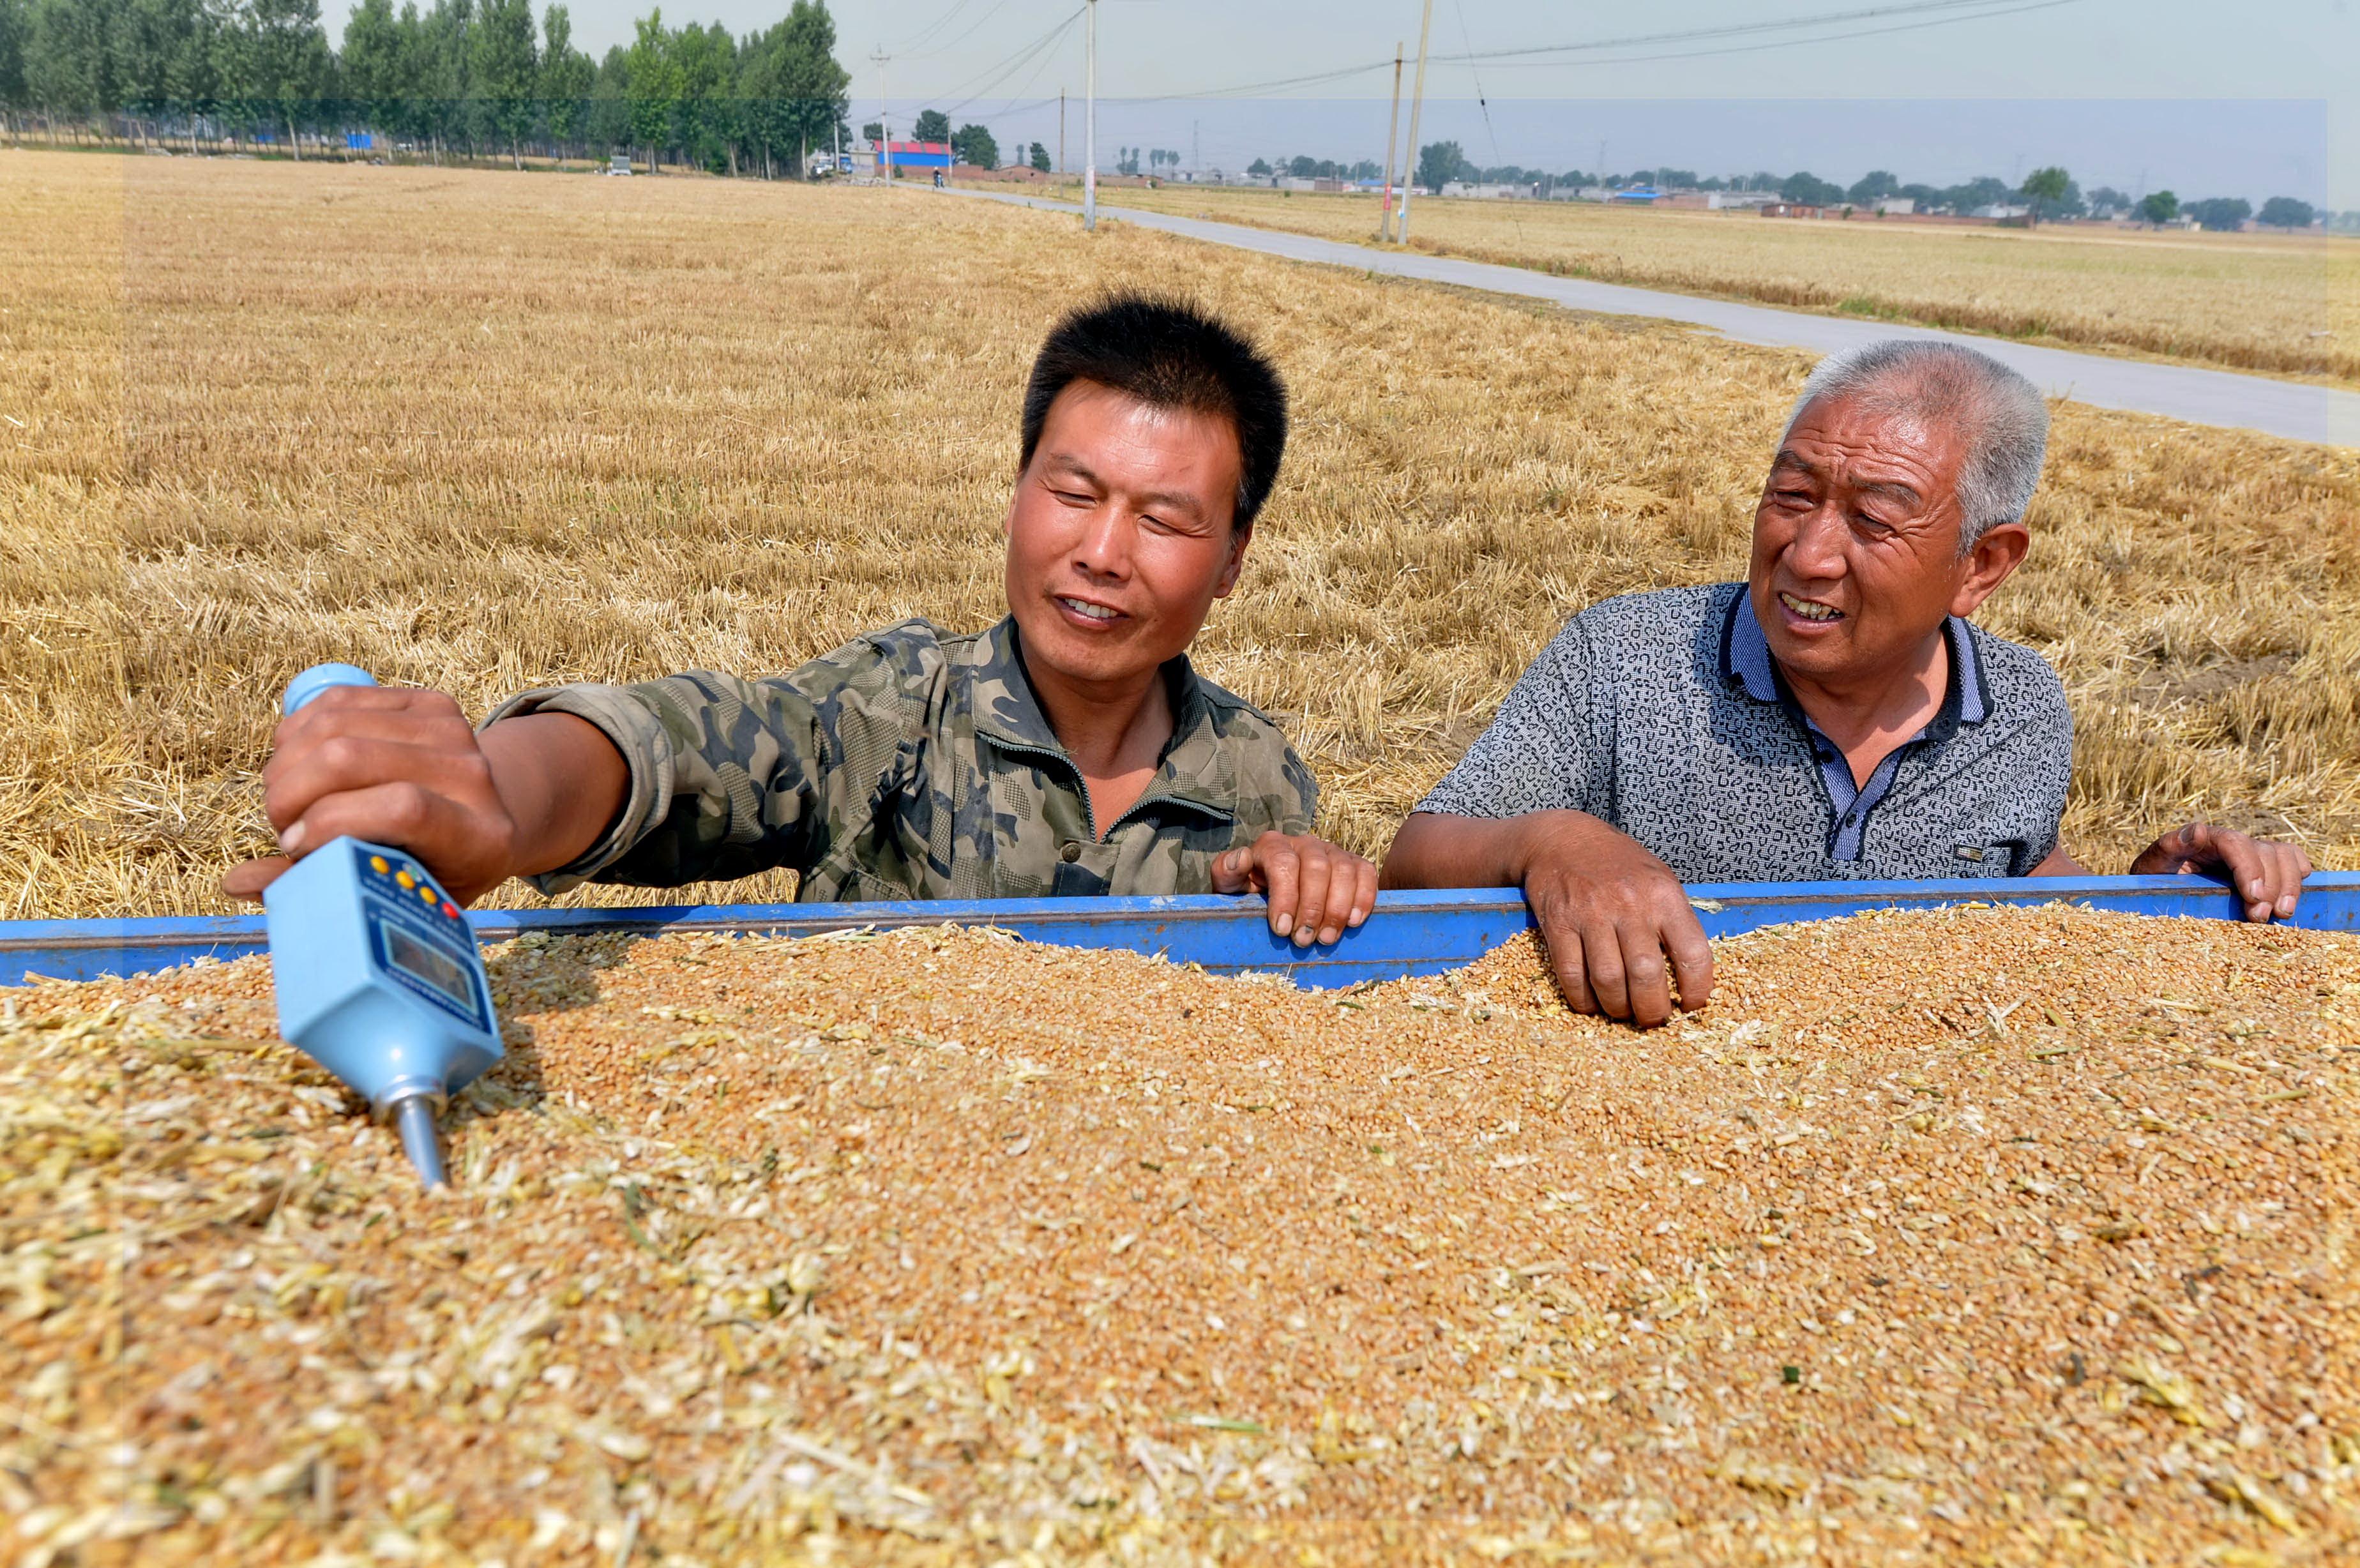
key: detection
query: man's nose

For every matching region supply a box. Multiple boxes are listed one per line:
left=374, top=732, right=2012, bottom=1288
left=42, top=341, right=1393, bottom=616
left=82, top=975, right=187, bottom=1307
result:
left=1071, top=506, right=1133, bottom=578
left=1783, top=505, right=1849, bottom=580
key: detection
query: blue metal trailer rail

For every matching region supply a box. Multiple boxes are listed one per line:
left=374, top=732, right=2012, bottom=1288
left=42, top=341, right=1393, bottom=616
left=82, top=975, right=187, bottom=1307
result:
left=2, top=873, right=2354, bottom=991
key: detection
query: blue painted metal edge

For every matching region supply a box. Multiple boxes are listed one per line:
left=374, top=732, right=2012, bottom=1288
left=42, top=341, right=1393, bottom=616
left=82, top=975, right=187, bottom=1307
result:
left=2, top=873, right=2352, bottom=992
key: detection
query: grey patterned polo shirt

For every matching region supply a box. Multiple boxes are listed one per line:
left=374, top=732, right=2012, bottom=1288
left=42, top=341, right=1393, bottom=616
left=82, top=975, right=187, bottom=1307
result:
left=1415, top=583, right=2074, bottom=882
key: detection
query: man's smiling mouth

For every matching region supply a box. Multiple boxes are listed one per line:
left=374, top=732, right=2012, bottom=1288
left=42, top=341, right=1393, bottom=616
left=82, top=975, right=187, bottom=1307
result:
left=1779, top=591, right=1843, bottom=623
left=1057, top=596, right=1122, bottom=622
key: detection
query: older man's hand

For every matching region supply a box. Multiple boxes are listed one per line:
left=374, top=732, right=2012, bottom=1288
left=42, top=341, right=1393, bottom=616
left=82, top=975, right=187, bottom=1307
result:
left=1516, top=812, right=1716, bottom=1027
left=2129, top=822, right=2313, bottom=922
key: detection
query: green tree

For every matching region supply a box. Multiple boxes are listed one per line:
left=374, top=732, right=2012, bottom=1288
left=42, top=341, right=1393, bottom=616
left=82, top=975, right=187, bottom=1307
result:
left=2257, top=196, right=2314, bottom=229
left=467, top=0, right=533, bottom=164
left=736, top=4, right=843, bottom=179
left=0, top=0, right=27, bottom=132
left=911, top=105, right=946, bottom=142
left=415, top=0, right=474, bottom=160
left=2183, top=195, right=2250, bottom=231
left=26, top=0, right=120, bottom=141
left=1245, top=155, right=1268, bottom=176
left=2020, top=165, right=2069, bottom=225
left=771, top=1, right=846, bottom=176
left=338, top=0, right=403, bottom=140
left=585, top=40, right=627, bottom=150
left=221, top=0, right=329, bottom=156
left=2136, top=189, right=2178, bottom=226
left=538, top=4, right=592, bottom=153
left=623, top=8, right=677, bottom=169
left=950, top=121, right=994, bottom=169
left=1846, top=169, right=1898, bottom=205
left=1028, top=139, right=1047, bottom=172
left=1414, top=139, right=1464, bottom=190
left=666, top=19, right=733, bottom=172
left=1779, top=170, right=1843, bottom=206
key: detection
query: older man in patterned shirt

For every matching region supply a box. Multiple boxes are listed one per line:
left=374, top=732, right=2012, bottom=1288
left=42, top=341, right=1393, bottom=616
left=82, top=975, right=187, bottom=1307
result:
left=1384, top=340, right=2315, bottom=1026
left=227, top=296, right=1377, bottom=947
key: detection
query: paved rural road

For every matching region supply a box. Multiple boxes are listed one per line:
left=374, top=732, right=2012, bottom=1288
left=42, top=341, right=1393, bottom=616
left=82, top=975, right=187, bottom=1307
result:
left=949, top=188, right=2358, bottom=448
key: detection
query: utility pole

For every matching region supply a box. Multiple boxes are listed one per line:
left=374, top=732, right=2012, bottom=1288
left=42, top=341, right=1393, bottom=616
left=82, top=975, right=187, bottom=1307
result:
left=1059, top=89, right=1066, bottom=177
left=1379, top=40, right=1403, bottom=241
left=1398, top=0, right=1433, bottom=244
left=1191, top=119, right=1199, bottom=181
left=872, top=50, right=892, bottom=185
left=1084, top=0, right=1099, bottom=230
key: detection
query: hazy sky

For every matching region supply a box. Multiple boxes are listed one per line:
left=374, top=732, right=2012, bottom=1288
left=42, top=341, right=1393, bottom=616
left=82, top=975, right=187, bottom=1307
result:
left=324, top=0, right=2360, bottom=204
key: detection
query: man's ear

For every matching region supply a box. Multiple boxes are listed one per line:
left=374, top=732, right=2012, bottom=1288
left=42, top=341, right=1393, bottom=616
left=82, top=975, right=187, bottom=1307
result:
left=1951, top=520, right=2030, bottom=617
left=1212, top=520, right=1253, bottom=599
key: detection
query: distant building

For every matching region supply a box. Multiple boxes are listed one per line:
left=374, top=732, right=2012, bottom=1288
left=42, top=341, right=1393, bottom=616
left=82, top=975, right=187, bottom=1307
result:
left=1970, top=202, right=2029, bottom=220
left=1873, top=197, right=1916, bottom=216
left=1441, top=181, right=1534, bottom=199
left=1707, top=192, right=1775, bottom=210
left=1610, top=186, right=1661, bottom=204
left=1760, top=201, right=1826, bottom=218
left=883, top=139, right=952, bottom=174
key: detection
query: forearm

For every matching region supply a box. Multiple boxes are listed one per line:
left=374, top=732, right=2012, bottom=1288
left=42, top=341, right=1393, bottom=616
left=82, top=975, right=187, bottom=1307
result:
left=2027, top=844, right=2088, bottom=877
left=478, top=712, right=632, bottom=880
left=1381, top=810, right=1593, bottom=891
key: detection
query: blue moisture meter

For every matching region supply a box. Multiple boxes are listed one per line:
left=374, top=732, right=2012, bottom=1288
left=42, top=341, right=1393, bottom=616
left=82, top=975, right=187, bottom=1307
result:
left=263, top=663, right=504, bottom=1187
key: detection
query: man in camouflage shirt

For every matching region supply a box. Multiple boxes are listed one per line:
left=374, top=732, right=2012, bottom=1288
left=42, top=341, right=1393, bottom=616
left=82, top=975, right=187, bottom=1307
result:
left=229, top=296, right=1377, bottom=947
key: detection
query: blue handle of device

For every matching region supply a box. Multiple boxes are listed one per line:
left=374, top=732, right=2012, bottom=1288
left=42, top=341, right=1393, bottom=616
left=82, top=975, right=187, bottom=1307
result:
left=284, top=662, right=379, bottom=716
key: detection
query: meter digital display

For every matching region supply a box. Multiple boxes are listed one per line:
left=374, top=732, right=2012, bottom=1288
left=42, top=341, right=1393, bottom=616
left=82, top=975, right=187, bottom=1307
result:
left=382, top=922, right=478, bottom=1014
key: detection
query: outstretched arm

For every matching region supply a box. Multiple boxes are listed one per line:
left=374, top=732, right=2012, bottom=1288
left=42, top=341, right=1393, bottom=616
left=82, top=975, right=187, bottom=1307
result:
left=1384, top=810, right=1714, bottom=1028
left=2031, top=824, right=2310, bottom=922
left=223, top=686, right=628, bottom=905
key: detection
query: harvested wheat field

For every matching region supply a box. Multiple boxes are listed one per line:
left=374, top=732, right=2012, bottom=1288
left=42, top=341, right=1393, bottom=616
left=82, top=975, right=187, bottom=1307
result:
left=1, top=151, right=2357, bottom=920
left=1064, top=183, right=2360, bottom=386
left=3, top=905, right=2357, bottom=1564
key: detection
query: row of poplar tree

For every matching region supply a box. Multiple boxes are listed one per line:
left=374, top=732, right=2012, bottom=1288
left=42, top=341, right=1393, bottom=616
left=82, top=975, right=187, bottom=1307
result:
left=0, top=0, right=852, bottom=177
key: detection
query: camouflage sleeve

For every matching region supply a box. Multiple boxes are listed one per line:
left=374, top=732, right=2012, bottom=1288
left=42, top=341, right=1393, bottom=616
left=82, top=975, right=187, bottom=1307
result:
left=1225, top=711, right=1320, bottom=843
left=481, top=626, right=936, bottom=894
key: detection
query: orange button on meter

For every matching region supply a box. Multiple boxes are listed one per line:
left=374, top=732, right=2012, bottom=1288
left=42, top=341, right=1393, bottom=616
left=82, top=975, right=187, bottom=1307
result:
left=369, top=855, right=390, bottom=874
left=418, top=886, right=439, bottom=906
left=395, top=870, right=416, bottom=890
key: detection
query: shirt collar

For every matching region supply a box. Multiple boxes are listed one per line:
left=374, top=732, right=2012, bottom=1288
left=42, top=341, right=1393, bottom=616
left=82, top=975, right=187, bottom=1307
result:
left=964, top=616, right=1236, bottom=818
left=1720, top=586, right=1988, bottom=727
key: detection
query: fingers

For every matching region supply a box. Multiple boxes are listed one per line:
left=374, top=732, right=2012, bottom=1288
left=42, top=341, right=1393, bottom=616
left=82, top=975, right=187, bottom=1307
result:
left=1578, top=919, right=1628, bottom=1020
left=1258, top=839, right=1301, bottom=939
left=1547, top=923, right=1600, bottom=1016
left=2215, top=831, right=2312, bottom=922
left=1287, top=847, right=1333, bottom=948
left=1618, top=924, right=1675, bottom=1028
left=1234, top=834, right=1378, bottom=946
left=265, top=733, right=490, bottom=841
left=277, top=780, right=472, bottom=891
left=1665, top=908, right=1716, bottom=1013
left=221, top=855, right=292, bottom=903
left=1333, top=855, right=1379, bottom=944
left=2166, top=822, right=2314, bottom=922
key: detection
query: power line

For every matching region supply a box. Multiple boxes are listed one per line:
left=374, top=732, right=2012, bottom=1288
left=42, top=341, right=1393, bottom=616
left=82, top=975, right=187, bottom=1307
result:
left=893, top=0, right=983, bottom=57
left=931, top=8, right=1085, bottom=121
left=1130, top=0, right=2082, bottom=103
left=1454, top=0, right=2075, bottom=64
left=900, top=0, right=1022, bottom=63
left=1470, top=0, right=2082, bottom=69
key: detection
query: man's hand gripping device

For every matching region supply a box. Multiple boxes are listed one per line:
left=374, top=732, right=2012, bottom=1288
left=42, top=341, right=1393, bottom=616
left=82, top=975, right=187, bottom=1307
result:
left=264, top=664, right=504, bottom=1187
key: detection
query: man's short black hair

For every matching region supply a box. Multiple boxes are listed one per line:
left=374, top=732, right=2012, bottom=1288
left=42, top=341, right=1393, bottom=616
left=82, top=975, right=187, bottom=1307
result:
left=1019, top=293, right=1288, bottom=531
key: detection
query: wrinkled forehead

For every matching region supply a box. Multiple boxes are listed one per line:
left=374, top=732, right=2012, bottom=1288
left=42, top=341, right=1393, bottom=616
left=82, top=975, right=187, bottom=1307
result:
left=1774, top=391, right=1966, bottom=491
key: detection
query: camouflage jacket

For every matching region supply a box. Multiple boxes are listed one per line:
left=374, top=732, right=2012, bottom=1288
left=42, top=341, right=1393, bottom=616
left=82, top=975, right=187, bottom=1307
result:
left=484, top=617, right=1317, bottom=902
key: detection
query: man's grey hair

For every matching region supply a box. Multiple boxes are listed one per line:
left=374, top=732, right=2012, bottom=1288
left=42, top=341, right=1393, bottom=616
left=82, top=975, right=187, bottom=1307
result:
left=1783, top=339, right=2050, bottom=550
